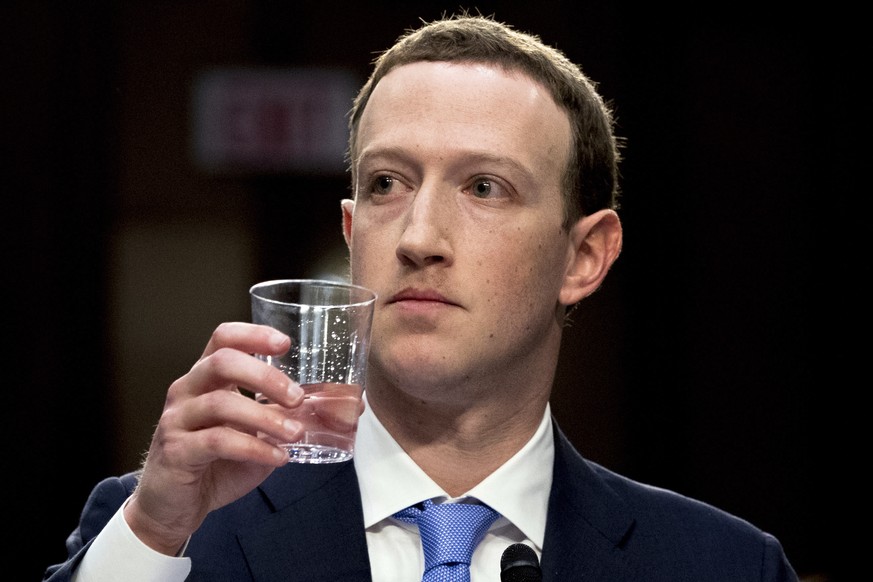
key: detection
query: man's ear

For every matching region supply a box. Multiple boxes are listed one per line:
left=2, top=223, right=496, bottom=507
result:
left=559, top=209, right=623, bottom=306
left=341, top=199, right=355, bottom=248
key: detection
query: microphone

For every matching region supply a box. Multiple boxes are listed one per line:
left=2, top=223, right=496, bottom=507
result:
left=500, top=543, right=542, bottom=582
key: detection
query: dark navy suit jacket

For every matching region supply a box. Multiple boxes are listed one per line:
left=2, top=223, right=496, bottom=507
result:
left=44, top=421, right=798, bottom=581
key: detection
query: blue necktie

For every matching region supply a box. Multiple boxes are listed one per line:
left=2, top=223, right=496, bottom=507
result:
left=394, top=499, right=499, bottom=582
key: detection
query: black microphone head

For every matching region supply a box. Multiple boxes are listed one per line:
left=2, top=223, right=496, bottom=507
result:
left=500, top=543, right=542, bottom=582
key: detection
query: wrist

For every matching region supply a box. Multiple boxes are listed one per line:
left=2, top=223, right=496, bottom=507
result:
left=123, top=496, right=191, bottom=556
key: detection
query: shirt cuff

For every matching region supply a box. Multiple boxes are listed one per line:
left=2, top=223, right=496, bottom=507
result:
left=72, top=500, right=192, bottom=582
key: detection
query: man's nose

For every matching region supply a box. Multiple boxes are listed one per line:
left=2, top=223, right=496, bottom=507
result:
left=395, top=184, right=453, bottom=268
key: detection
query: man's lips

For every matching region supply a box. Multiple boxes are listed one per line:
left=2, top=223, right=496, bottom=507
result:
left=388, top=288, right=457, bottom=306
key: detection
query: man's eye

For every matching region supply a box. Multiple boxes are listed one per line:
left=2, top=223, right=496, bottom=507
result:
left=471, top=178, right=494, bottom=198
left=372, top=175, right=394, bottom=195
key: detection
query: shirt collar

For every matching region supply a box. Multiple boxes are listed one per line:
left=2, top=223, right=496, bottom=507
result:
left=354, top=392, right=554, bottom=550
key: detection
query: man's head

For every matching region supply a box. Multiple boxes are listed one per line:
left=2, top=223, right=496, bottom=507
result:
left=340, top=15, right=623, bottom=407
left=347, top=14, right=621, bottom=228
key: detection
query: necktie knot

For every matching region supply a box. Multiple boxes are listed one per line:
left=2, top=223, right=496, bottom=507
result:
left=394, top=499, right=499, bottom=581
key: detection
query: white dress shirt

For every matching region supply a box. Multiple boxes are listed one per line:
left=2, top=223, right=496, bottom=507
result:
left=72, top=395, right=555, bottom=582
left=357, top=394, right=554, bottom=581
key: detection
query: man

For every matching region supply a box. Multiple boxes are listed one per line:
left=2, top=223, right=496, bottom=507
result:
left=44, top=14, right=798, bottom=581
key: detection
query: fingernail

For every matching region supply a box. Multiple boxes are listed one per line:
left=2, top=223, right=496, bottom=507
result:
left=271, top=331, right=289, bottom=350
left=287, top=380, right=303, bottom=400
left=283, top=419, right=301, bottom=435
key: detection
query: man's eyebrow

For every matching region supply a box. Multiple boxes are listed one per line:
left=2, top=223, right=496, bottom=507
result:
left=356, top=146, right=535, bottom=180
left=457, top=151, right=533, bottom=177
left=354, top=146, right=417, bottom=169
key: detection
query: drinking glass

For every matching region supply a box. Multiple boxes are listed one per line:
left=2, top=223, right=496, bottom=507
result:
left=250, top=279, right=376, bottom=463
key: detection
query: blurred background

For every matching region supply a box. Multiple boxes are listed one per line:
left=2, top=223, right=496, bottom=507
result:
left=7, top=2, right=857, bottom=580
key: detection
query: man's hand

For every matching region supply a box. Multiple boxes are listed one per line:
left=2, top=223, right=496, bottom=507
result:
left=123, top=322, right=305, bottom=555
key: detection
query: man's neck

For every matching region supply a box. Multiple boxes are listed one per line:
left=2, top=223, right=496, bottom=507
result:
left=367, top=385, right=550, bottom=497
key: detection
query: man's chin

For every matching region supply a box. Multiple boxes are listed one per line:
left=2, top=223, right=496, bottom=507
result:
left=373, top=350, right=463, bottom=388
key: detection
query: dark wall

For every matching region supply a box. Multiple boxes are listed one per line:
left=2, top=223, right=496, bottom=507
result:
left=8, top=2, right=856, bottom=580
left=8, top=3, right=118, bottom=580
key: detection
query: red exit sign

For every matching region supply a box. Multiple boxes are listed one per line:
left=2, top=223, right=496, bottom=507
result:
left=192, top=68, right=358, bottom=174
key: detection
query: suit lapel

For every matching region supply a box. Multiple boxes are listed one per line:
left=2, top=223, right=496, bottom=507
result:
left=237, top=461, right=372, bottom=581
left=540, top=422, right=642, bottom=581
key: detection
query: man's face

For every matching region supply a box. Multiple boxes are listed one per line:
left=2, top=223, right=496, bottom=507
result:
left=344, top=61, right=575, bottom=399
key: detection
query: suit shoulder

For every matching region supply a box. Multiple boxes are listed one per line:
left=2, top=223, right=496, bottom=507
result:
left=588, top=460, right=778, bottom=547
